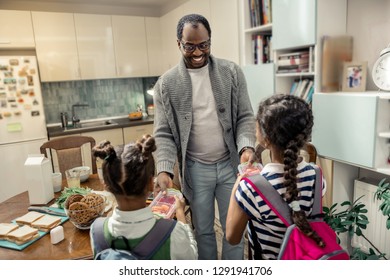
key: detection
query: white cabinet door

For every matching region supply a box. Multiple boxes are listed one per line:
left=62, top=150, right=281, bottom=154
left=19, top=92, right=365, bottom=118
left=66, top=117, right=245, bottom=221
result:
left=123, top=124, right=154, bottom=144
left=74, top=13, right=116, bottom=80
left=81, top=128, right=124, bottom=171
left=0, top=10, right=35, bottom=49
left=112, top=15, right=149, bottom=78
left=272, top=0, right=316, bottom=50
left=32, top=12, right=81, bottom=82
left=145, top=17, right=163, bottom=76
left=160, top=9, right=182, bottom=72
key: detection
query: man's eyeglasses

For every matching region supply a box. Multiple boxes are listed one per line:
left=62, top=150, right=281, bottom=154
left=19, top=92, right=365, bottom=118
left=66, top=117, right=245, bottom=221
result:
left=180, top=39, right=211, bottom=53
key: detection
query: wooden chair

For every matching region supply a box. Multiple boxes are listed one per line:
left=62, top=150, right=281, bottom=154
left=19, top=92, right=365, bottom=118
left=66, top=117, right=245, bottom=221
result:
left=40, top=135, right=97, bottom=177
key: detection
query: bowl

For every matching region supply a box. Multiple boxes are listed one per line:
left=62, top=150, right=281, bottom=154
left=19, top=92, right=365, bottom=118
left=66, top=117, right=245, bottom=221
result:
left=70, top=166, right=90, bottom=182
left=64, top=193, right=105, bottom=230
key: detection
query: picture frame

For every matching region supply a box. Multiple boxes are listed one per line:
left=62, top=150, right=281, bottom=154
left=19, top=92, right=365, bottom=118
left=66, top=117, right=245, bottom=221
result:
left=341, top=61, right=367, bottom=92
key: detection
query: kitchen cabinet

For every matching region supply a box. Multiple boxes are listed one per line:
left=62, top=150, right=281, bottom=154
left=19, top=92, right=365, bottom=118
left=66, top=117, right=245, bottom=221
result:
left=145, top=17, right=163, bottom=76
left=81, top=128, right=124, bottom=169
left=123, top=124, right=154, bottom=144
left=0, top=10, right=35, bottom=49
left=312, top=92, right=390, bottom=174
left=31, top=11, right=81, bottom=82
left=74, top=13, right=116, bottom=80
left=112, top=15, right=149, bottom=77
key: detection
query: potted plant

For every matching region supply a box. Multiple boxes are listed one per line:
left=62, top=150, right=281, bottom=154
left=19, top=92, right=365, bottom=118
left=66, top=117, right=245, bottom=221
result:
left=323, top=178, right=389, bottom=260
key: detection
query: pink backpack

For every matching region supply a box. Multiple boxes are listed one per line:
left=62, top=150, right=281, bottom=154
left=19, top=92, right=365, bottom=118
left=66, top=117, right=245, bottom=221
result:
left=244, top=165, right=350, bottom=260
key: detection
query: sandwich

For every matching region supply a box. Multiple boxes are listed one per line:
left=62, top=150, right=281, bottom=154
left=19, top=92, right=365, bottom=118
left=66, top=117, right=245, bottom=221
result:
left=15, top=211, right=44, bottom=226
left=31, top=214, right=62, bottom=232
left=6, top=225, right=39, bottom=245
left=0, top=223, right=19, bottom=240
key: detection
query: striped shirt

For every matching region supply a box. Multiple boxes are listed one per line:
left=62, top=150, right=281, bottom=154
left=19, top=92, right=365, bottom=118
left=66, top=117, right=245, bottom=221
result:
left=235, top=161, right=326, bottom=260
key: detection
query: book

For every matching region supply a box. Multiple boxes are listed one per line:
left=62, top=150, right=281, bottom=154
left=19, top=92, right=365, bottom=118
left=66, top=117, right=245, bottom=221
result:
left=256, top=35, right=263, bottom=64
left=295, top=79, right=309, bottom=97
left=278, top=56, right=309, bottom=66
left=302, top=80, right=314, bottom=100
left=278, top=64, right=309, bottom=70
left=278, top=51, right=309, bottom=59
left=306, top=86, right=315, bottom=103
left=289, top=80, right=299, bottom=95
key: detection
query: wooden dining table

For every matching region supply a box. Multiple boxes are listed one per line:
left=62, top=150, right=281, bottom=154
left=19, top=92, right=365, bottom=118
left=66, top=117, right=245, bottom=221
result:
left=0, top=174, right=107, bottom=260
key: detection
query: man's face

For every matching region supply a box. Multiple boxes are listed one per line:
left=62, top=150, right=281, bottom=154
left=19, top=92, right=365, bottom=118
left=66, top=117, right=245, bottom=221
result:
left=177, top=22, right=210, bottom=69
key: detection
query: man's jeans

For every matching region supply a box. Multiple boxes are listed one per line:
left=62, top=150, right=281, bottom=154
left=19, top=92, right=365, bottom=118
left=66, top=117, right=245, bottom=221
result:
left=186, top=158, right=244, bottom=260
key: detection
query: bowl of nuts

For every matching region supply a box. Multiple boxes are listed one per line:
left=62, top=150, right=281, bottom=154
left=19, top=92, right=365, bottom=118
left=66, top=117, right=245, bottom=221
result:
left=64, top=193, right=105, bottom=230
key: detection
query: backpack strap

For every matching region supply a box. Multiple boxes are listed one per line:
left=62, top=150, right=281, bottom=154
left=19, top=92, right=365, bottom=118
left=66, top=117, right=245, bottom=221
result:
left=242, top=163, right=323, bottom=227
left=243, top=175, right=292, bottom=226
left=92, top=217, right=177, bottom=259
left=133, top=219, right=176, bottom=259
left=92, top=217, right=110, bottom=254
left=310, top=164, right=323, bottom=217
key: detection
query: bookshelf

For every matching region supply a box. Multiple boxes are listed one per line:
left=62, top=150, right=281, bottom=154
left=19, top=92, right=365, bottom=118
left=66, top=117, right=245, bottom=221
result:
left=239, top=0, right=275, bottom=111
left=271, top=0, right=347, bottom=101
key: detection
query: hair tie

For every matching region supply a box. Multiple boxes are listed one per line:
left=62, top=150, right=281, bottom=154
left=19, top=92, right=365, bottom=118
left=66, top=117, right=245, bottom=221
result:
left=289, top=201, right=301, bottom=212
left=104, top=153, right=114, bottom=161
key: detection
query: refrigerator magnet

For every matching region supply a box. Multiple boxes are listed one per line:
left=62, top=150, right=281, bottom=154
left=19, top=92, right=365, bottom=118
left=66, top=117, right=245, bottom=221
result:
left=4, top=78, right=16, bottom=84
left=8, top=85, right=16, bottom=92
left=6, top=122, right=22, bottom=132
left=9, top=59, right=19, bottom=66
left=4, top=71, right=13, bottom=77
left=31, top=110, right=40, bottom=117
left=27, top=76, right=34, bottom=86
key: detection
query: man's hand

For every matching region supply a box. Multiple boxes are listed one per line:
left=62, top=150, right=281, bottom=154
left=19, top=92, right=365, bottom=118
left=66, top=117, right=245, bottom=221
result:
left=154, top=172, right=173, bottom=197
left=240, top=148, right=256, bottom=164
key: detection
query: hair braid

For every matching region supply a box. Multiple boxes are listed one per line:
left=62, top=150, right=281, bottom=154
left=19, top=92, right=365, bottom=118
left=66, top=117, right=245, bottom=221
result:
left=257, top=94, right=324, bottom=248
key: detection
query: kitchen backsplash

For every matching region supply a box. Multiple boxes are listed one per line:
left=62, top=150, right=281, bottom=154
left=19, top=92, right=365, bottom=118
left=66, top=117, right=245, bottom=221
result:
left=41, top=77, right=158, bottom=125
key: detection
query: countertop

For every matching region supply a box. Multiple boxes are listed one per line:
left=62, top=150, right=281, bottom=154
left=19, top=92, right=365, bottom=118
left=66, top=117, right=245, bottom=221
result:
left=47, top=116, right=154, bottom=138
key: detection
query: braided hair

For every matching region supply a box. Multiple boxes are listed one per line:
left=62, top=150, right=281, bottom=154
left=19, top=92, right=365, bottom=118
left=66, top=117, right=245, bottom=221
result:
left=256, top=94, right=325, bottom=248
left=92, top=134, right=156, bottom=197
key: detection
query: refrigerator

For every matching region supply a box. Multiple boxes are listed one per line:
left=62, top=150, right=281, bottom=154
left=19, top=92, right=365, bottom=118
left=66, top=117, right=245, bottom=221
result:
left=0, top=56, right=48, bottom=203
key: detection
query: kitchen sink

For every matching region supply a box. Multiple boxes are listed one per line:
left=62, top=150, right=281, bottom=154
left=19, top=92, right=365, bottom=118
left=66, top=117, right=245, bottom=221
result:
left=67, top=120, right=118, bottom=130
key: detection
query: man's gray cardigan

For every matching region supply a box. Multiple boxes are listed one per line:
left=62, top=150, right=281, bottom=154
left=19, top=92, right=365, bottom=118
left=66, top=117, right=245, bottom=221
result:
left=153, top=55, right=256, bottom=201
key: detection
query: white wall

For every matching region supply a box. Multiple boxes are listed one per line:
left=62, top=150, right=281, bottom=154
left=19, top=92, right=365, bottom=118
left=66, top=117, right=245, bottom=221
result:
left=347, top=0, right=390, bottom=91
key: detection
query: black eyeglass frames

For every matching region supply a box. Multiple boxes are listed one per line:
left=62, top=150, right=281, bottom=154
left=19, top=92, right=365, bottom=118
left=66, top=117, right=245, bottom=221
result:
left=180, top=39, right=211, bottom=53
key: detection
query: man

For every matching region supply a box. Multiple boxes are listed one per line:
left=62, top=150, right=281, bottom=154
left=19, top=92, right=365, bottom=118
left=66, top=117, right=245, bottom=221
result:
left=153, top=14, right=256, bottom=260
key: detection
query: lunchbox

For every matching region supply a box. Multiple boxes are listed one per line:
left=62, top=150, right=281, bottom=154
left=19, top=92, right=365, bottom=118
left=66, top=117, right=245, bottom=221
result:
left=149, top=189, right=183, bottom=219
left=238, top=162, right=263, bottom=176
